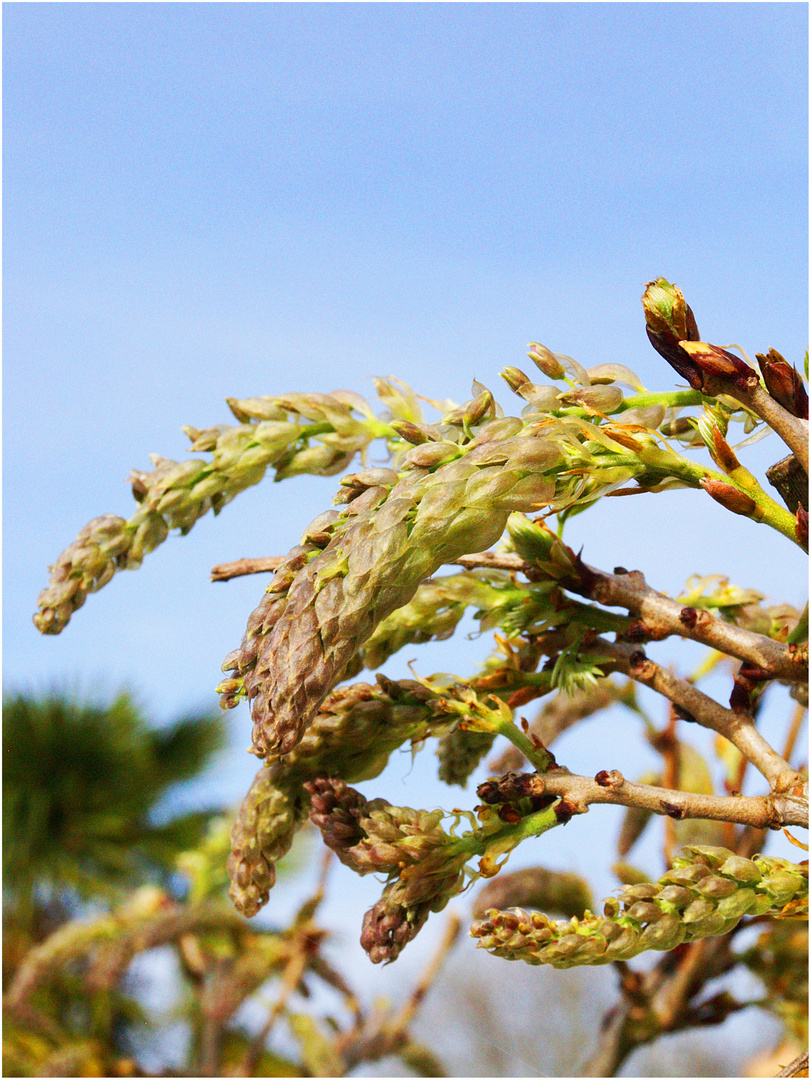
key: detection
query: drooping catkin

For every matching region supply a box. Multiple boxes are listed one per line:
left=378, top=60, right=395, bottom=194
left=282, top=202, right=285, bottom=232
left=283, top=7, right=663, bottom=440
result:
left=227, top=676, right=440, bottom=916
left=306, top=777, right=468, bottom=963
left=35, top=393, right=385, bottom=634
left=244, top=433, right=566, bottom=757
left=470, top=845, right=808, bottom=968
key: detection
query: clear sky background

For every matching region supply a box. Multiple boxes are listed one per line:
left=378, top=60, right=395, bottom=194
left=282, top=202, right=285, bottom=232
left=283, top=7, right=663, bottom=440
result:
left=4, top=4, right=808, bottom=1073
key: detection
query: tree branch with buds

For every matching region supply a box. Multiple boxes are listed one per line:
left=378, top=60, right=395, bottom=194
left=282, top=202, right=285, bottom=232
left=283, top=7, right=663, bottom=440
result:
left=35, top=277, right=808, bottom=1076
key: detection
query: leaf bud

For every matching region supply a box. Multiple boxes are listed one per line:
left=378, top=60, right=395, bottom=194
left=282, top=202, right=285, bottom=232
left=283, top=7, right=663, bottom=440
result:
left=699, top=477, right=757, bottom=517
left=678, top=341, right=757, bottom=390
left=757, top=348, right=809, bottom=419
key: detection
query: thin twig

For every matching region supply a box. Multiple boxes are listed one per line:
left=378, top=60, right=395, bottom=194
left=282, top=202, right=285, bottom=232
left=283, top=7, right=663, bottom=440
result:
left=236, top=853, right=333, bottom=1078
left=235, top=941, right=311, bottom=1077
left=211, top=556, right=285, bottom=580
left=210, top=552, right=807, bottom=686
left=389, top=912, right=462, bottom=1035
left=783, top=702, right=808, bottom=763
left=776, top=1050, right=810, bottom=1077
left=590, top=638, right=802, bottom=793
left=504, top=769, right=808, bottom=830
left=718, top=378, right=809, bottom=474
left=337, top=913, right=461, bottom=1073
left=580, top=565, right=807, bottom=684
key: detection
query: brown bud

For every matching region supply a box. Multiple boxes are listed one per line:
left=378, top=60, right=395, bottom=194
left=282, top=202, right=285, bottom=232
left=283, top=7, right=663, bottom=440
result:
left=796, top=505, right=809, bottom=548
left=710, top=427, right=741, bottom=474
left=464, top=389, right=496, bottom=427
left=500, top=367, right=533, bottom=393
left=679, top=341, right=757, bottom=391
left=527, top=343, right=565, bottom=380
left=390, top=419, right=435, bottom=445
left=699, top=477, right=757, bottom=518
left=757, top=349, right=809, bottom=419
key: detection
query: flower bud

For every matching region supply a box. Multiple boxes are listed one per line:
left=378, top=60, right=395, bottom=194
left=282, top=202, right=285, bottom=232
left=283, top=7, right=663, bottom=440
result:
left=469, top=417, right=524, bottom=444
left=463, top=389, right=496, bottom=427
left=527, top=343, right=565, bottom=380
left=226, top=397, right=287, bottom=422
left=506, top=512, right=556, bottom=562
left=558, top=385, right=624, bottom=414
left=618, top=404, right=666, bottom=429
left=402, top=442, right=461, bottom=469
left=796, top=505, right=808, bottom=549
left=586, top=364, right=645, bottom=391
left=390, top=419, right=435, bottom=445
left=472, top=866, right=593, bottom=920
left=501, top=367, right=533, bottom=393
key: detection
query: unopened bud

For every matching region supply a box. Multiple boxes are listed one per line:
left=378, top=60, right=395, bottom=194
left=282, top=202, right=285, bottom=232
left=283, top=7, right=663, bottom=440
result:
left=226, top=397, right=287, bottom=423
left=402, top=442, right=461, bottom=469
left=501, top=367, right=533, bottom=393
left=700, top=477, right=757, bottom=517
left=527, top=343, right=565, bottom=380
left=506, top=513, right=556, bottom=563
left=696, top=411, right=740, bottom=475
left=616, top=405, right=666, bottom=429
left=558, top=385, right=624, bottom=414
left=390, top=419, right=435, bottom=445
left=757, top=349, right=809, bottom=419
left=797, top=505, right=809, bottom=548
left=464, top=389, right=496, bottom=427
left=642, top=278, right=702, bottom=388
left=679, top=341, right=757, bottom=388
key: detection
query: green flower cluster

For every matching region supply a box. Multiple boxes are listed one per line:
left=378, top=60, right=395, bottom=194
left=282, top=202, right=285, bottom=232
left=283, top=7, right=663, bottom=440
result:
left=436, top=727, right=497, bottom=787
left=472, top=866, right=594, bottom=921
left=227, top=675, right=441, bottom=917
left=34, top=392, right=391, bottom=635
left=471, top=846, right=808, bottom=968
left=233, top=420, right=566, bottom=758
left=226, top=665, right=550, bottom=917
left=305, top=777, right=471, bottom=964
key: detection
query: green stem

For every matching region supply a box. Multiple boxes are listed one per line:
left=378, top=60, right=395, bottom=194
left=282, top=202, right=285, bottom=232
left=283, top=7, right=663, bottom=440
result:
left=558, top=390, right=704, bottom=421
left=458, top=801, right=564, bottom=862
left=489, top=714, right=554, bottom=772
left=616, top=390, right=705, bottom=412
left=613, top=449, right=801, bottom=548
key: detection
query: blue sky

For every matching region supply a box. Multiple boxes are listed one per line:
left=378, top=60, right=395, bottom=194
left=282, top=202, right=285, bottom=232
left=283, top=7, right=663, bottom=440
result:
left=4, top=4, right=808, bottom=1065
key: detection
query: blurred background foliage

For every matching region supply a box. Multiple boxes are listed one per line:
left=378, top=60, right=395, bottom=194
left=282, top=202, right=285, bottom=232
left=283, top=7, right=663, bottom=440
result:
left=1, top=689, right=456, bottom=1078
left=3, top=688, right=806, bottom=1077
